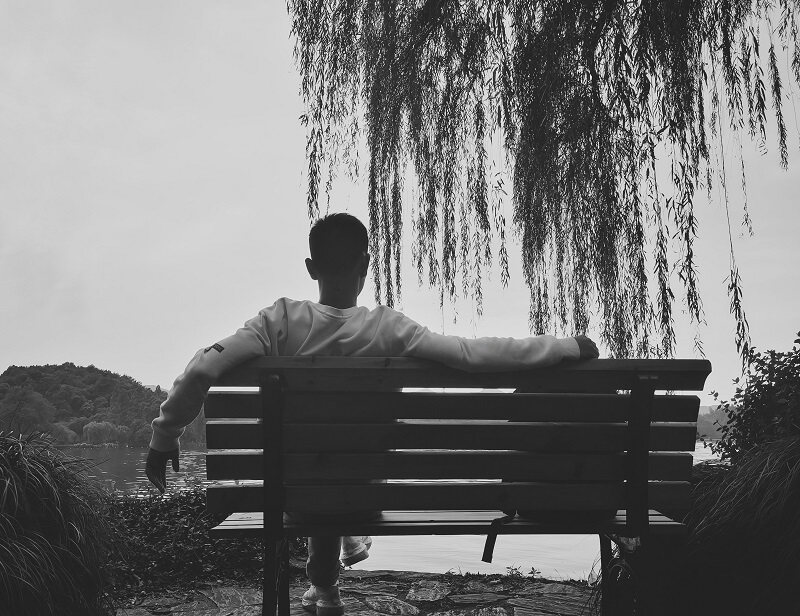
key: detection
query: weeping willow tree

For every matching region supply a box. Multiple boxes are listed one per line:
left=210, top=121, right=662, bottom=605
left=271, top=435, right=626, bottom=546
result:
left=288, top=0, right=800, bottom=358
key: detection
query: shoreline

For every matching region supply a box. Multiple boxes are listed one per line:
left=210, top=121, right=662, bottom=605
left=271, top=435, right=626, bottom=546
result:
left=115, top=567, right=595, bottom=616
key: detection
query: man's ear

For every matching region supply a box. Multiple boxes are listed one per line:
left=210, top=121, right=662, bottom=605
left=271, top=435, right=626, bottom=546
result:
left=305, top=258, right=319, bottom=281
left=360, top=253, right=370, bottom=277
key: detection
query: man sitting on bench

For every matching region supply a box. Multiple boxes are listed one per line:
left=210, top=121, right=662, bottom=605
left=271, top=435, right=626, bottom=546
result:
left=146, top=212, right=599, bottom=616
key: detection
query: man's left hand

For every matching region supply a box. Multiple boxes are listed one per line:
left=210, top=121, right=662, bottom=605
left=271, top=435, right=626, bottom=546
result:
left=145, top=447, right=180, bottom=494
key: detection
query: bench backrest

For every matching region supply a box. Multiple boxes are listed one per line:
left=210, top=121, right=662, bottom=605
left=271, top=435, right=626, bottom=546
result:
left=204, top=357, right=711, bottom=534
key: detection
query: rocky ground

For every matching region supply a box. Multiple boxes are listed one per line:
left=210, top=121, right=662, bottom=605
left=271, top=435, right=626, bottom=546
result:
left=115, top=568, right=596, bottom=616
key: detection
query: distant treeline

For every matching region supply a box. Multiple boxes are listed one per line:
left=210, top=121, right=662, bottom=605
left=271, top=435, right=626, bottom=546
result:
left=0, top=363, right=205, bottom=447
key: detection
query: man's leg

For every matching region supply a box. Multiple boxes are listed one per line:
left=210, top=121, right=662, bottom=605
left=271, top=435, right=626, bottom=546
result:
left=303, top=536, right=344, bottom=616
left=341, top=536, right=372, bottom=566
left=306, top=536, right=342, bottom=587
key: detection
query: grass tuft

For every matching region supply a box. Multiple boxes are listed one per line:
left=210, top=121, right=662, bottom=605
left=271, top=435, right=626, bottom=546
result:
left=0, top=431, right=117, bottom=615
left=685, top=436, right=800, bottom=615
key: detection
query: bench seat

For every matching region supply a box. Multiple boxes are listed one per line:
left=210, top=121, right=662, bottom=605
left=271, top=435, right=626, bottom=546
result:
left=211, top=509, right=689, bottom=538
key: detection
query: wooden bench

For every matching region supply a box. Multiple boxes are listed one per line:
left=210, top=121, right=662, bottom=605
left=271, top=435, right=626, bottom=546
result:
left=204, top=356, right=711, bottom=616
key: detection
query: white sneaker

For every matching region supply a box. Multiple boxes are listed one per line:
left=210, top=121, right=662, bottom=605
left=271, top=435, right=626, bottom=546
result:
left=301, top=585, right=344, bottom=616
left=341, top=535, right=372, bottom=566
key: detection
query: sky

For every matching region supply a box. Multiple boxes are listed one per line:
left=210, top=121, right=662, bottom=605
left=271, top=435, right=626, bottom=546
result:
left=1, top=0, right=798, bottom=404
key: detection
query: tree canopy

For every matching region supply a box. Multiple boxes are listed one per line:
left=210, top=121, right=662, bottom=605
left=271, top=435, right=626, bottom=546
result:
left=288, top=0, right=799, bottom=358
left=0, top=363, right=209, bottom=447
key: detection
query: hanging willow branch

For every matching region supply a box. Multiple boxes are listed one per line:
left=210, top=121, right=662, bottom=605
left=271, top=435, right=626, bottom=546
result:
left=289, top=0, right=800, bottom=359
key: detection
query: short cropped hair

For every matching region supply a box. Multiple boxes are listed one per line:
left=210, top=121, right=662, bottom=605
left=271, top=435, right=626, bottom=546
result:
left=308, top=213, right=369, bottom=276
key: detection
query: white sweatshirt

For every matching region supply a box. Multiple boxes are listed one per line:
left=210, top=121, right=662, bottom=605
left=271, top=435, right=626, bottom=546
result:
left=150, top=298, right=580, bottom=451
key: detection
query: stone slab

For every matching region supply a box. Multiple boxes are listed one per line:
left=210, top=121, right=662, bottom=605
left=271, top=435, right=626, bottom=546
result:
left=139, top=596, right=182, bottom=612
left=463, top=581, right=502, bottom=593
left=406, top=581, right=451, bottom=601
left=537, top=584, right=587, bottom=597
left=200, top=586, right=262, bottom=608
left=364, top=595, right=421, bottom=615
left=448, top=593, right=511, bottom=604
left=510, top=609, right=556, bottom=616
left=508, top=595, right=589, bottom=616
left=342, top=582, right=400, bottom=596
left=474, top=607, right=509, bottom=616
left=177, top=608, right=262, bottom=616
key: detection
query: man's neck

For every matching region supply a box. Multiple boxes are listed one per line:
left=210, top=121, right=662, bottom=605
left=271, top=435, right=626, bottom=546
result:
left=318, top=295, right=357, bottom=309
left=317, top=283, right=358, bottom=309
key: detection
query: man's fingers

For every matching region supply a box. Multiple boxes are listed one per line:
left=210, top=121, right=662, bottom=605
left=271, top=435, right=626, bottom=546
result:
left=575, top=335, right=600, bottom=359
left=145, top=464, right=165, bottom=494
left=144, top=448, right=179, bottom=493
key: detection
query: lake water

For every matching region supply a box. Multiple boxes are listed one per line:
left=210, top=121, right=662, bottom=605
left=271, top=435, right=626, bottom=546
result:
left=63, top=442, right=718, bottom=580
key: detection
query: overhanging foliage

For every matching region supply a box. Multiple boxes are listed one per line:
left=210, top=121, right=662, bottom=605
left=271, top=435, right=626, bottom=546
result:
left=289, top=0, right=799, bottom=357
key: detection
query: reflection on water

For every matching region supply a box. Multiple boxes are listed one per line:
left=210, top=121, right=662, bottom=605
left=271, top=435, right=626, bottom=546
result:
left=61, top=447, right=209, bottom=494
left=63, top=442, right=718, bottom=579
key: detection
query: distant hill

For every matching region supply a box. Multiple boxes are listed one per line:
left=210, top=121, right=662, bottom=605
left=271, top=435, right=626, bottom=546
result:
left=0, top=363, right=204, bottom=447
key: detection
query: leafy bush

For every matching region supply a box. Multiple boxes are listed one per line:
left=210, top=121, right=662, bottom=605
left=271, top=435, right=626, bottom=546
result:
left=83, top=420, right=122, bottom=444
left=49, top=421, right=79, bottom=444
left=710, top=332, right=800, bottom=463
left=0, top=432, right=117, bottom=615
left=106, top=488, right=306, bottom=597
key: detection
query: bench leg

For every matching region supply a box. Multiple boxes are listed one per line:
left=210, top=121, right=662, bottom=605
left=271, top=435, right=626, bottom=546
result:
left=263, top=535, right=276, bottom=616
left=278, top=539, right=290, bottom=616
left=600, top=534, right=614, bottom=615
left=263, top=537, right=290, bottom=616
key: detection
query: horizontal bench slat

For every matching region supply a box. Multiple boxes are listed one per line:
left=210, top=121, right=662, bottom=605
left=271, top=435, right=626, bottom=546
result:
left=204, top=391, right=260, bottom=419
left=209, top=510, right=688, bottom=538
left=205, top=391, right=700, bottom=422
left=207, top=451, right=693, bottom=481
left=206, top=420, right=697, bottom=452
left=206, top=481, right=691, bottom=514
left=215, top=357, right=711, bottom=391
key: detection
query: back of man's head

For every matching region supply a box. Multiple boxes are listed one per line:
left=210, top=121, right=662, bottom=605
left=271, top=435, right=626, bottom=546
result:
left=308, top=213, right=368, bottom=277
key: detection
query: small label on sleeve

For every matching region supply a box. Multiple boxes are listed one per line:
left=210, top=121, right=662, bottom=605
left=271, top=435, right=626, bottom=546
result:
left=204, top=343, right=225, bottom=354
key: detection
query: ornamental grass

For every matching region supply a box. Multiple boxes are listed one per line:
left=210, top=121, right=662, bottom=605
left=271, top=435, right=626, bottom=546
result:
left=685, top=436, right=800, bottom=615
left=0, top=431, right=116, bottom=615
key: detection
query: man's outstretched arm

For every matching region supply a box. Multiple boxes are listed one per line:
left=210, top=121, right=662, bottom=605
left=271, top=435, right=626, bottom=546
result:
left=146, top=316, right=271, bottom=492
left=397, top=314, right=600, bottom=372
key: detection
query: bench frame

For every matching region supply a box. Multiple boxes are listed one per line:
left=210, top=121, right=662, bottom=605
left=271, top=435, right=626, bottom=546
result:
left=205, top=357, right=711, bottom=616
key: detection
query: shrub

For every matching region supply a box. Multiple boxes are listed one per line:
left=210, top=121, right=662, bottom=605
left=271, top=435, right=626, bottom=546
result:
left=50, top=421, right=79, bottom=444
left=710, top=332, right=800, bottom=463
left=68, top=415, right=91, bottom=436
left=0, top=432, right=117, bottom=615
left=106, top=487, right=306, bottom=597
left=83, top=420, right=120, bottom=444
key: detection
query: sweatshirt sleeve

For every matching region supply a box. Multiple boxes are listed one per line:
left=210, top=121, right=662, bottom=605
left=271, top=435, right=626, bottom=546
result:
left=396, top=316, right=580, bottom=372
left=149, top=314, right=272, bottom=452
